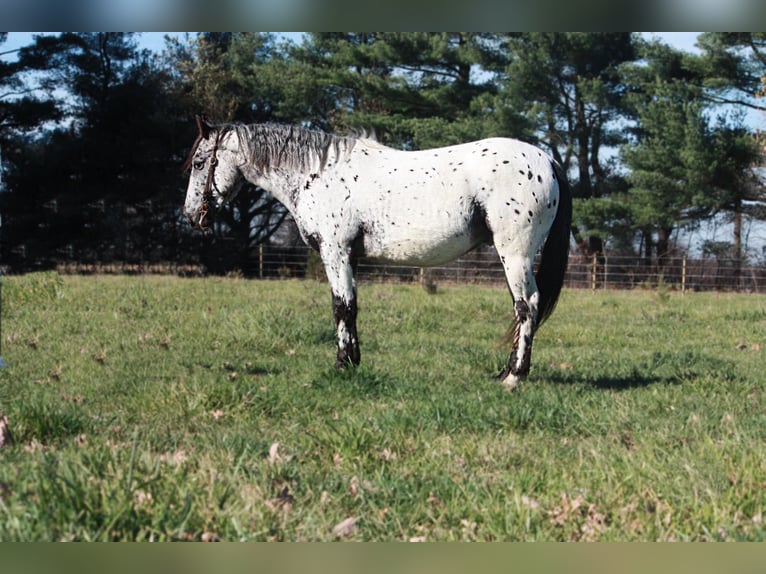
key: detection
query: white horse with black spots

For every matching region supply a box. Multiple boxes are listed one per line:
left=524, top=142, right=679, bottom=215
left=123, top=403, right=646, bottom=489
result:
left=183, top=116, right=571, bottom=390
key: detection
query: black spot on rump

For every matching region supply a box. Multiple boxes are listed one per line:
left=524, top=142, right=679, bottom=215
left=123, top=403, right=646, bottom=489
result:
left=537, top=174, right=542, bottom=183
left=527, top=171, right=533, bottom=180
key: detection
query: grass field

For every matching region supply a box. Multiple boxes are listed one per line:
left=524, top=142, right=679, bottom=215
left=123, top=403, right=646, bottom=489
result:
left=0, top=272, right=764, bottom=541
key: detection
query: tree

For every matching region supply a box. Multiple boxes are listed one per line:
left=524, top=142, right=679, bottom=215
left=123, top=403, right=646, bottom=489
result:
left=621, top=77, right=712, bottom=266
left=0, top=33, right=61, bottom=136
left=704, top=118, right=764, bottom=269
left=166, top=32, right=324, bottom=271
left=499, top=33, right=639, bottom=255
left=620, top=37, right=766, bottom=267
left=294, top=33, right=508, bottom=148
left=695, top=33, right=766, bottom=113
left=695, top=33, right=766, bottom=263
left=2, top=33, right=189, bottom=268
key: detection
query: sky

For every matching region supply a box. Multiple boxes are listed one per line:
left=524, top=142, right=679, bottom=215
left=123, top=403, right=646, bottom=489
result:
left=3, top=32, right=703, bottom=59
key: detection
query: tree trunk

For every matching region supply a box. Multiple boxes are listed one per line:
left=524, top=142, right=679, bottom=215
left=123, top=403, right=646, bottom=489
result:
left=643, top=228, right=654, bottom=268
left=656, top=226, right=673, bottom=269
left=733, top=197, right=742, bottom=286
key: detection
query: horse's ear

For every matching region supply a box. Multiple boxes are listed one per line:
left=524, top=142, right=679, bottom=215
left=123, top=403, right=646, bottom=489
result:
left=195, top=114, right=212, bottom=140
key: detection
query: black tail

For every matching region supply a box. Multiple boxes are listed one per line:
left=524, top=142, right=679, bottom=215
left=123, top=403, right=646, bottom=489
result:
left=535, top=160, right=572, bottom=327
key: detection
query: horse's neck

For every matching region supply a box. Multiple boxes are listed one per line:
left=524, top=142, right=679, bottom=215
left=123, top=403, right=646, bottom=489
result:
left=240, top=143, right=345, bottom=212
left=239, top=163, right=301, bottom=211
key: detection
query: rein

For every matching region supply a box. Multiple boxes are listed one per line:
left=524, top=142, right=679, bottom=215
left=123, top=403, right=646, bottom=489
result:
left=198, top=131, right=223, bottom=233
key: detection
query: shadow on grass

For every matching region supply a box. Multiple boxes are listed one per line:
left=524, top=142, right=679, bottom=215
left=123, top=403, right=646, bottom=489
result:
left=533, top=369, right=669, bottom=391
left=538, top=349, right=742, bottom=391
left=582, top=374, right=673, bottom=390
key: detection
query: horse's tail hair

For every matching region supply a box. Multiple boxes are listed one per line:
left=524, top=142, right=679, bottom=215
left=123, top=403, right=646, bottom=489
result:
left=535, top=160, right=572, bottom=328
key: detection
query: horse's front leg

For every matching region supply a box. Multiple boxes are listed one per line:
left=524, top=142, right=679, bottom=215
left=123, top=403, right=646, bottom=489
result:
left=322, top=247, right=361, bottom=369
left=333, top=292, right=360, bottom=368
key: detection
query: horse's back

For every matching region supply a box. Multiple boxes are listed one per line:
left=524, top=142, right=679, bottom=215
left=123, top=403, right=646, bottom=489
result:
left=348, top=137, right=557, bottom=266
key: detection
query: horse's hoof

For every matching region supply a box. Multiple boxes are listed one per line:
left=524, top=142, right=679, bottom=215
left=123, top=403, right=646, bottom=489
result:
left=493, top=366, right=522, bottom=391
left=500, top=372, right=522, bottom=392
left=334, top=358, right=359, bottom=369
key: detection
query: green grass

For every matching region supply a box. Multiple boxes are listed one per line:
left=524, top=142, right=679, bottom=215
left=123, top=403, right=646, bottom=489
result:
left=0, top=272, right=765, bottom=541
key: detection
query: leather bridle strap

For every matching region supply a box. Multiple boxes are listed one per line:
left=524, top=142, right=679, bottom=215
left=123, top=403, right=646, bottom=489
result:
left=198, top=131, right=223, bottom=233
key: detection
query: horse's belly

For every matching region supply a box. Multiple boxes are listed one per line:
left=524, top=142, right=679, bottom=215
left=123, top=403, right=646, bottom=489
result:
left=363, top=225, right=483, bottom=266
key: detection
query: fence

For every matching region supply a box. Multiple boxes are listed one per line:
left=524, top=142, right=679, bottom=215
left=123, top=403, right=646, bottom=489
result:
left=564, top=253, right=766, bottom=293
left=50, top=244, right=766, bottom=293
left=243, top=244, right=766, bottom=293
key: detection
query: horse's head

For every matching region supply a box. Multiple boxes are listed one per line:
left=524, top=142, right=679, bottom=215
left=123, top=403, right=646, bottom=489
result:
left=183, top=115, right=245, bottom=233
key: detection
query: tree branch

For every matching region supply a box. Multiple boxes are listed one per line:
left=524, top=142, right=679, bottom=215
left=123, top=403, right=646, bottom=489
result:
left=703, top=93, right=766, bottom=112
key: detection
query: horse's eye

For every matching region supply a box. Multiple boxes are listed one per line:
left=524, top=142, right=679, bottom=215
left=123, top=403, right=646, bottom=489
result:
left=193, top=160, right=205, bottom=170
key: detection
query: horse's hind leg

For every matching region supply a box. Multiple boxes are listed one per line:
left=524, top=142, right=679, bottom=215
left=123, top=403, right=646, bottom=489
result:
left=495, top=251, right=539, bottom=391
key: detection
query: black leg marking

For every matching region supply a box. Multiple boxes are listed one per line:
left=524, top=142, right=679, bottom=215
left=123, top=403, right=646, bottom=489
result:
left=514, top=299, right=530, bottom=325
left=333, top=294, right=360, bottom=369
left=510, top=335, right=532, bottom=377
left=495, top=300, right=533, bottom=380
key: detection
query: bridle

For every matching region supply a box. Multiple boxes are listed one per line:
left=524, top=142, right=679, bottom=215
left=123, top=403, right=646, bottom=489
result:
left=197, top=131, right=224, bottom=234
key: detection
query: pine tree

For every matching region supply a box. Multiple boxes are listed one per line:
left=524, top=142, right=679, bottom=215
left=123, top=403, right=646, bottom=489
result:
left=499, top=33, right=639, bottom=255
left=294, top=33, right=508, bottom=149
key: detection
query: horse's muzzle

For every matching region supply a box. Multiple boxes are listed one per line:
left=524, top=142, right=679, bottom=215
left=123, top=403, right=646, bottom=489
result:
left=185, top=210, right=211, bottom=235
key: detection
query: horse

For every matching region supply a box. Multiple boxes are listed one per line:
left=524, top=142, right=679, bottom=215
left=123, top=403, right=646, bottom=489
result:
left=183, top=116, right=571, bottom=390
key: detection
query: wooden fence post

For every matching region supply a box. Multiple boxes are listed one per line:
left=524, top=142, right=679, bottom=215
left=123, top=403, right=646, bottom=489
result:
left=591, top=253, right=597, bottom=292
left=259, top=243, right=264, bottom=279
left=681, top=254, right=687, bottom=295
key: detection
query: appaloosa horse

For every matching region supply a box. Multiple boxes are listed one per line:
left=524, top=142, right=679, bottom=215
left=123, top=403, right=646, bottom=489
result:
left=183, top=116, right=571, bottom=389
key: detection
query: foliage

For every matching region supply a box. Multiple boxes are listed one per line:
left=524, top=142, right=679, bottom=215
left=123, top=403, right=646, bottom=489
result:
left=1, top=33, right=191, bottom=268
left=289, top=33, right=509, bottom=149
left=0, top=32, right=765, bottom=271
left=498, top=33, right=640, bottom=255
left=1, top=275, right=765, bottom=540
left=695, top=33, right=766, bottom=111
left=619, top=38, right=765, bottom=262
left=0, top=33, right=61, bottom=134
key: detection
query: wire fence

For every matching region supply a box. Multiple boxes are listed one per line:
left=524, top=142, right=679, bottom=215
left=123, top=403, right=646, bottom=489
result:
left=50, top=244, right=766, bottom=293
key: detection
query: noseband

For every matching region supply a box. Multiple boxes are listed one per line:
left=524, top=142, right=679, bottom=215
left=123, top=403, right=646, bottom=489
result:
left=198, top=131, right=224, bottom=233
